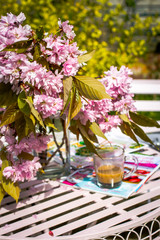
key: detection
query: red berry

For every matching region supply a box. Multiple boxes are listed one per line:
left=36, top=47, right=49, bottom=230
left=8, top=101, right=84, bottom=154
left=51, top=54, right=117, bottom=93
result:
left=49, top=230, right=54, bottom=236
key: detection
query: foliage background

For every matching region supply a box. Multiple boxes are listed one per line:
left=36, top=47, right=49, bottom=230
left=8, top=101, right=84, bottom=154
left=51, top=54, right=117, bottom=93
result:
left=1, top=0, right=160, bottom=119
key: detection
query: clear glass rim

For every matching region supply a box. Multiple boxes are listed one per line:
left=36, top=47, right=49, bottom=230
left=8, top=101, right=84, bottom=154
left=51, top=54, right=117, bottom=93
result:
left=94, top=144, right=124, bottom=159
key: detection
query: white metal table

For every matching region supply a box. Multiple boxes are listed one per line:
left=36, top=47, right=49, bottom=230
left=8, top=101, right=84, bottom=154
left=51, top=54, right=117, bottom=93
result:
left=1, top=129, right=160, bottom=240
left=0, top=167, right=160, bottom=240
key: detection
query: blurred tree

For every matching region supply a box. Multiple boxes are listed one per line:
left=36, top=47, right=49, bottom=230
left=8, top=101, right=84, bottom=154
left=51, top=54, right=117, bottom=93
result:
left=1, top=0, right=160, bottom=77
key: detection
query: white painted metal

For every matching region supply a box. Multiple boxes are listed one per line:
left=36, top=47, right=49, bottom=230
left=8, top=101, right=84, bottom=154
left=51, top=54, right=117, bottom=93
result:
left=134, top=100, right=160, bottom=112
left=131, top=79, right=160, bottom=112
left=131, top=80, right=160, bottom=94
left=0, top=169, right=160, bottom=240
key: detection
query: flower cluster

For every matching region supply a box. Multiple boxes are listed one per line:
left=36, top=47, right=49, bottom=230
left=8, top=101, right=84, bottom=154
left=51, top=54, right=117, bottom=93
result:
left=0, top=12, right=31, bottom=51
left=0, top=13, right=137, bottom=185
left=0, top=13, right=85, bottom=183
left=75, top=66, right=136, bottom=133
left=3, top=157, right=41, bottom=182
left=0, top=125, right=51, bottom=182
left=0, top=126, right=51, bottom=156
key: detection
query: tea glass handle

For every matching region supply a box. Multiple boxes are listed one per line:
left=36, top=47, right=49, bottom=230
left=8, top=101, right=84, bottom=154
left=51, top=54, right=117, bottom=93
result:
left=124, top=155, right=138, bottom=179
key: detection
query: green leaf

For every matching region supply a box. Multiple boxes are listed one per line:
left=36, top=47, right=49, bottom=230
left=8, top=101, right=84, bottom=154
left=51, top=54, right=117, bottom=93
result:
left=18, top=152, right=34, bottom=160
left=89, top=122, right=108, bottom=141
left=0, top=167, right=3, bottom=182
left=66, top=88, right=75, bottom=127
left=119, top=122, right=139, bottom=144
left=74, top=76, right=111, bottom=100
left=36, top=27, right=44, bottom=40
left=87, top=132, right=98, bottom=143
left=0, top=151, right=8, bottom=162
left=37, top=57, right=49, bottom=70
left=0, top=83, right=17, bottom=107
left=131, top=122, right=153, bottom=144
left=44, top=118, right=57, bottom=129
left=54, top=119, right=63, bottom=131
left=78, top=50, right=95, bottom=63
left=63, top=76, right=73, bottom=107
left=81, top=135, right=98, bottom=155
left=0, top=103, right=22, bottom=127
left=66, top=87, right=82, bottom=127
left=18, top=91, right=31, bottom=116
left=78, top=122, right=94, bottom=145
left=25, top=97, right=45, bottom=129
left=129, top=111, right=160, bottom=128
left=69, top=125, right=80, bottom=139
left=71, top=88, right=82, bottom=119
left=61, top=91, right=71, bottom=116
left=15, top=116, right=31, bottom=141
left=0, top=184, right=5, bottom=204
left=33, top=43, right=41, bottom=61
left=1, top=40, right=32, bottom=53
left=24, top=114, right=36, bottom=133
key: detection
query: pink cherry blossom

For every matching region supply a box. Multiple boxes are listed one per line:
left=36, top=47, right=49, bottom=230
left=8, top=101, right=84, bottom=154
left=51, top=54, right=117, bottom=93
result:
left=3, top=157, right=42, bottom=182
left=0, top=12, right=31, bottom=51
left=33, top=94, right=63, bottom=118
left=63, top=57, right=80, bottom=76
left=58, top=19, right=76, bottom=40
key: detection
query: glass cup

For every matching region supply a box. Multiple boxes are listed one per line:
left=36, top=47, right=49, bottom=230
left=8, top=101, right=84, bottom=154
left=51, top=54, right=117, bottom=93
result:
left=93, top=145, right=138, bottom=189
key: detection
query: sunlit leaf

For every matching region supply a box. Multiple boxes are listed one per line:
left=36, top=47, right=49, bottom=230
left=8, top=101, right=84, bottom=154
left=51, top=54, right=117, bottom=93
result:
left=66, top=88, right=74, bottom=127
left=2, top=178, right=20, bottom=203
left=89, top=122, right=108, bottom=141
left=70, top=88, right=82, bottom=119
left=119, top=114, right=131, bottom=124
left=0, top=184, right=5, bottom=204
left=24, top=114, right=36, bottom=132
left=63, top=76, right=73, bottom=106
left=78, top=50, right=95, bottom=63
left=0, top=158, right=8, bottom=182
left=74, top=76, right=111, bottom=100
left=61, top=91, right=71, bottom=116
left=1, top=160, right=20, bottom=203
left=25, top=98, right=45, bottom=129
